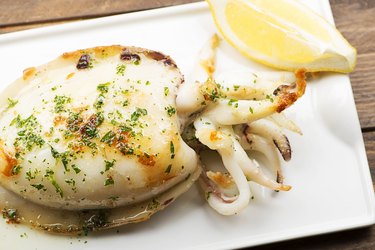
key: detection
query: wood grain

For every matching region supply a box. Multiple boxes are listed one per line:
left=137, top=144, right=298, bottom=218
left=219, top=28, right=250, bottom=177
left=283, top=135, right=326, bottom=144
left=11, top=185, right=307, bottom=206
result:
left=0, top=0, right=374, bottom=249
left=331, top=0, right=375, bottom=129
left=0, top=0, right=201, bottom=27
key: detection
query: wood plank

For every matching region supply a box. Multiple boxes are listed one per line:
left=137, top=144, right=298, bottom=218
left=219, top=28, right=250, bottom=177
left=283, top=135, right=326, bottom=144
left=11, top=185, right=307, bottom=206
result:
left=0, top=0, right=201, bottom=27
left=331, top=0, right=375, bottom=129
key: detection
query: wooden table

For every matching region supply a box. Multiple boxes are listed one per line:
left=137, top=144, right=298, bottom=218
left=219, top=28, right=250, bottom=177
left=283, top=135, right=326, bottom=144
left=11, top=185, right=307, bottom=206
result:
left=0, top=0, right=374, bottom=249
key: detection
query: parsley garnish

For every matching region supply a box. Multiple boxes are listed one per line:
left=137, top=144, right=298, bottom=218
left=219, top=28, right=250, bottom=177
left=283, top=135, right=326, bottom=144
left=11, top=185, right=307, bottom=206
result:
left=6, top=98, right=18, bottom=109
left=101, top=131, right=116, bottom=145
left=164, top=87, right=169, bottom=96
left=104, top=177, right=114, bottom=186
left=116, top=64, right=126, bottom=76
left=170, top=141, right=175, bottom=159
left=131, top=107, right=147, bottom=121
left=165, top=106, right=176, bottom=117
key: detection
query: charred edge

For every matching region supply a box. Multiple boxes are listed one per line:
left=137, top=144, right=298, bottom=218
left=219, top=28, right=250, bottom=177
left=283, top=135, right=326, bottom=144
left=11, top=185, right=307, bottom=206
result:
left=79, top=114, right=103, bottom=139
left=76, top=54, right=91, bottom=69
left=163, top=198, right=174, bottom=206
left=145, top=51, right=177, bottom=68
left=0, top=146, right=18, bottom=177
left=273, top=136, right=291, bottom=161
left=273, top=84, right=290, bottom=96
left=120, top=50, right=141, bottom=63
left=242, top=124, right=253, bottom=145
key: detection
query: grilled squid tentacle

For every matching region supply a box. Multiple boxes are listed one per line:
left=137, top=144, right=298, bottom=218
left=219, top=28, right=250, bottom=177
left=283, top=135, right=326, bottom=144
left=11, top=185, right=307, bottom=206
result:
left=214, top=70, right=296, bottom=101
left=231, top=137, right=291, bottom=191
left=194, top=118, right=251, bottom=215
left=234, top=124, right=284, bottom=184
left=176, top=34, right=221, bottom=124
left=245, top=119, right=292, bottom=161
left=202, top=68, right=306, bottom=125
left=267, top=112, right=302, bottom=135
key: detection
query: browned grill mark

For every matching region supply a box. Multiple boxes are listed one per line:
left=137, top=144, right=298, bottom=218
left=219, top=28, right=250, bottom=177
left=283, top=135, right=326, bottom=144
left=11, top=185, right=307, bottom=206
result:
left=23, top=67, right=37, bottom=80
left=0, top=146, right=18, bottom=177
left=120, top=50, right=141, bottom=63
left=138, top=153, right=156, bottom=166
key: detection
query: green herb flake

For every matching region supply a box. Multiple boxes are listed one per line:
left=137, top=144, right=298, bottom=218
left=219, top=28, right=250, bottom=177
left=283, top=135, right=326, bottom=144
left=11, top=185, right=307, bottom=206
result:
left=122, top=100, right=129, bottom=107
left=170, top=141, right=175, bottom=159
left=53, top=95, right=71, bottom=113
left=206, top=191, right=212, bottom=200
left=164, top=87, right=169, bottom=96
left=2, top=208, right=20, bottom=224
left=71, top=164, right=81, bottom=174
left=31, top=184, right=45, bottom=190
left=97, top=82, right=110, bottom=93
left=65, top=178, right=76, bottom=186
left=44, top=168, right=63, bottom=197
left=165, top=106, right=176, bottom=117
left=101, top=131, right=116, bottom=145
left=228, top=99, right=239, bottom=108
left=131, top=107, right=148, bottom=121
left=104, top=159, right=116, bottom=171
left=6, top=98, right=18, bottom=109
left=11, top=165, right=22, bottom=176
left=165, top=164, right=172, bottom=174
left=266, top=94, right=274, bottom=103
left=104, top=177, right=114, bottom=186
left=228, top=99, right=238, bottom=105
left=94, top=94, right=105, bottom=109
left=109, top=196, right=119, bottom=201
left=233, top=85, right=240, bottom=91
left=116, top=64, right=126, bottom=76
left=249, top=107, right=254, bottom=114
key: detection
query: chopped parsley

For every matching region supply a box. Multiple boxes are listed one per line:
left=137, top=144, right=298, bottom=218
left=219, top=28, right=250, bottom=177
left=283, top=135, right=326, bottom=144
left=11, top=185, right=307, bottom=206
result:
left=164, top=87, right=169, bottom=96
left=104, top=177, right=114, bottom=186
left=97, top=82, right=110, bottom=93
left=249, top=107, right=254, bottom=114
left=101, top=131, right=116, bottom=145
left=104, top=159, right=116, bottom=171
left=116, top=64, right=126, bottom=76
left=165, top=106, right=176, bottom=117
left=6, top=98, right=18, bottom=109
left=228, top=99, right=239, bottom=108
left=266, top=94, right=274, bottom=103
left=170, top=141, right=175, bottom=159
left=131, top=107, right=147, bottom=121
left=53, top=95, right=71, bottom=113
left=94, top=94, right=105, bottom=109
left=71, top=164, right=81, bottom=174
left=165, top=164, right=172, bottom=174
left=31, top=184, right=45, bottom=190
left=44, top=168, right=63, bottom=198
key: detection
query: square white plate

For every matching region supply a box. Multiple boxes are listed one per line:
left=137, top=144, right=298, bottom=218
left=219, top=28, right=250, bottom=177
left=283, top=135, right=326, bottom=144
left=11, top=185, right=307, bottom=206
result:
left=0, top=1, right=374, bottom=249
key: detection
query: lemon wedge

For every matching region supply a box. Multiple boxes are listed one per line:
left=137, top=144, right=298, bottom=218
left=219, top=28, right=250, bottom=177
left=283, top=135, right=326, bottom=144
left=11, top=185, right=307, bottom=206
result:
left=206, top=0, right=357, bottom=73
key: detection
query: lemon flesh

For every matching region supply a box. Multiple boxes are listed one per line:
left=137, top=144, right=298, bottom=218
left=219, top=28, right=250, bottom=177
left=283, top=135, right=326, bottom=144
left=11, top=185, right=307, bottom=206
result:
left=207, top=0, right=356, bottom=73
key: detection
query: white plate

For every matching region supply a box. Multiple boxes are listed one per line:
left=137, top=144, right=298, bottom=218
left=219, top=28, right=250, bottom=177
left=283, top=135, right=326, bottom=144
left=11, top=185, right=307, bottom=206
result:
left=0, top=1, right=374, bottom=249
